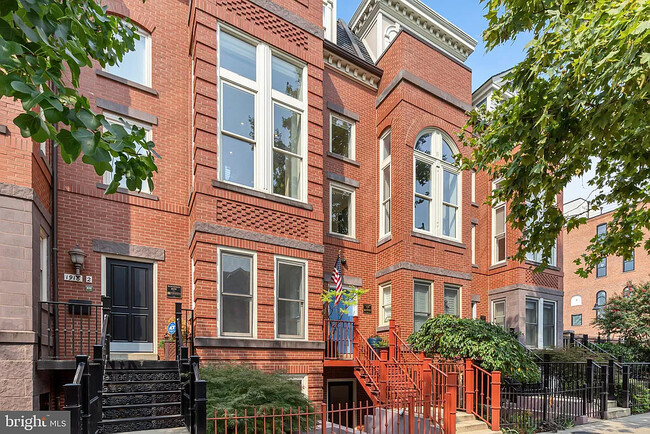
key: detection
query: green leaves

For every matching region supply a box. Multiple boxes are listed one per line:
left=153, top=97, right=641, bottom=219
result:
left=0, top=0, right=157, bottom=193
left=462, top=0, right=650, bottom=275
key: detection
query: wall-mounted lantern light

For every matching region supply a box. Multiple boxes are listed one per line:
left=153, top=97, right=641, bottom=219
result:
left=68, top=244, right=87, bottom=275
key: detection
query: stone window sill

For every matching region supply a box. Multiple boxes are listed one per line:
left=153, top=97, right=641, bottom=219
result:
left=95, top=70, right=159, bottom=96
left=96, top=183, right=159, bottom=201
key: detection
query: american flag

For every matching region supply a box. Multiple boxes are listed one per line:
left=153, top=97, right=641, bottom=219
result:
left=332, top=255, right=343, bottom=306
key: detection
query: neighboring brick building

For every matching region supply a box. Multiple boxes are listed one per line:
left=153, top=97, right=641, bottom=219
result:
left=563, top=200, right=647, bottom=336
left=0, top=0, right=564, bottom=413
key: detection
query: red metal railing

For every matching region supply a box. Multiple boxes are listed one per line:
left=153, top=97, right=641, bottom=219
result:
left=208, top=395, right=458, bottom=434
left=324, top=319, right=354, bottom=360
left=466, top=360, right=501, bottom=431
left=353, top=318, right=382, bottom=397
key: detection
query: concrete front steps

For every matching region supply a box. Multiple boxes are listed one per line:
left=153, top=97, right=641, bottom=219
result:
left=456, top=411, right=495, bottom=433
left=605, top=400, right=631, bottom=420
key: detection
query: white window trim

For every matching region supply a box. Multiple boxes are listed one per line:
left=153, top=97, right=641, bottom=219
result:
left=471, top=170, right=476, bottom=203
left=104, top=25, right=152, bottom=87
left=379, top=129, right=391, bottom=238
left=413, top=279, right=433, bottom=331
left=102, top=112, right=153, bottom=193
left=39, top=228, right=48, bottom=302
left=217, top=24, right=308, bottom=203
left=491, top=299, right=506, bottom=328
left=217, top=247, right=257, bottom=338
left=329, top=113, right=355, bottom=160
left=413, top=129, right=463, bottom=242
left=443, top=284, right=462, bottom=317
left=329, top=182, right=356, bottom=238
left=283, top=373, right=309, bottom=397
left=492, top=181, right=506, bottom=265
left=471, top=224, right=476, bottom=265
left=322, top=0, right=337, bottom=43
left=274, top=255, right=308, bottom=340
left=471, top=301, right=478, bottom=319
left=525, top=297, right=557, bottom=349
left=379, top=282, right=391, bottom=327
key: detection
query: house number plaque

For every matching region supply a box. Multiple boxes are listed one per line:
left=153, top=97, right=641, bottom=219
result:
left=363, top=304, right=372, bottom=314
left=167, top=285, right=182, bottom=299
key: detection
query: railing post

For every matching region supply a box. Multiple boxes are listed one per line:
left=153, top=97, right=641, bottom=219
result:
left=321, top=402, right=328, bottom=434
left=586, top=358, right=594, bottom=403
left=102, top=296, right=111, bottom=361
left=621, top=365, right=630, bottom=408
left=465, top=359, right=474, bottom=414
left=379, top=349, right=388, bottom=402
left=176, top=302, right=182, bottom=361
left=446, top=372, right=457, bottom=434
left=408, top=395, right=415, bottom=434
left=352, top=316, right=359, bottom=361
left=543, top=354, right=550, bottom=389
left=423, top=358, right=432, bottom=419
left=490, top=371, right=501, bottom=431
left=582, top=334, right=589, bottom=347
left=78, top=355, right=90, bottom=434
left=569, top=332, right=575, bottom=347
left=64, top=381, right=82, bottom=434
left=388, top=319, right=396, bottom=361
left=608, top=359, right=616, bottom=401
left=600, top=365, right=608, bottom=419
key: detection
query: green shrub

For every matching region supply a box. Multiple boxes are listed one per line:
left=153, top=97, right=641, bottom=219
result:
left=534, top=346, right=609, bottom=363
left=201, top=364, right=314, bottom=434
left=407, top=315, right=540, bottom=383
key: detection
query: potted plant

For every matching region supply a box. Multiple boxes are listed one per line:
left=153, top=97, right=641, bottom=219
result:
left=371, top=338, right=389, bottom=351
left=158, top=316, right=189, bottom=360
left=367, top=335, right=381, bottom=347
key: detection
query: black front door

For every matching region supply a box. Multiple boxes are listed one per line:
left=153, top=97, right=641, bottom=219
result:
left=107, top=259, right=154, bottom=352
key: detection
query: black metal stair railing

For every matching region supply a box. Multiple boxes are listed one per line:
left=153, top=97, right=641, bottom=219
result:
left=63, top=296, right=111, bottom=434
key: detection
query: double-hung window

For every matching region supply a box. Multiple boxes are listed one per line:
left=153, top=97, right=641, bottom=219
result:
left=492, top=181, right=506, bottom=264
left=443, top=284, right=460, bottom=316
left=219, top=250, right=255, bottom=337
left=330, top=183, right=355, bottom=237
left=276, top=258, right=307, bottom=339
left=596, top=224, right=607, bottom=277
left=623, top=251, right=635, bottom=272
left=413, top=129, right=461, bottom=240
left=380, top=130, right=391, bottom=237
left=525, top=298, right=538, bottom=347
left=39, top=229, right=48, bottom=302
left=379, top=283, right=391, bottom=326
left=492, top=300, right=505, bottom=329
left=105, top=25, right=152, bottom=86
left=413, top=280, right=432, bottom=331
left=218, top=28, right=307, bottom=201
left=595, top=291, right=607, bottom=318
left=102, top=113, right=153, bottom=193
left=526, top=297, right=557, bottom=348
left=526, top=243, right=557, bottom=267
left=330, top=115, right=355, bottom=159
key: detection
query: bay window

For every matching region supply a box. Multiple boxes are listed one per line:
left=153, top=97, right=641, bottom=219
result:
left=526, top=297, right=557, bottom=348
left=443, top=284, right=460, bottom=316
left=413, top=129, right=461, bottom=240
left=330, top=183, right=355, bottom=237
left=413, top=280, right=432, bottom=331
left=218, top=27, right=307, bottom=201
left=380, top=130, right=391, bottom=237
left=492, top=300, right=505, bottom=329
left=276, top=258, right=306, bottom=339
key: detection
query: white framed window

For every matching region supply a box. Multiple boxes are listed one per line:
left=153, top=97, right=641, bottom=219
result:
left=570, top=295, right=582, bottom=306
left=275, top=257, right=307, bottom=339
left=492, top=181, right=506, bottom=264
left=379, top=282, right=391, bottom=326
left=471, top=301, right=478, bottom=319
left=471, top=224, right=476, bottom=265
left=443, top=284, right=460, bottom=317
left=283, top=373, right=309, bottom=396
left=218, top=248, right=256, bottom=337
left=105, top=25, right=152, bottom=87
left=492, top=300, right=505, bottom=329
left=330, top=114, right=355, bottom=159
left=413, top=280, right=432, bottom=331
left=322, top=0, right=337, bottom=43
left=471, top=170, right=476, bottom=203
left=39, top=228, right=48, bottom=302
left=526, top=241, right=558, bottom=267
left=330, top=183, right=355, bottom=237
left=525, top=297, right=557, bottom=348
left=623, top=251, right=635, bottom=272
left=217, top=26, right=308, bottom=201
left=413, top=129, right=462, bottom=241
left=102, top=112, right=153, bottom=193
left=380, top=129, right=391, bottom=238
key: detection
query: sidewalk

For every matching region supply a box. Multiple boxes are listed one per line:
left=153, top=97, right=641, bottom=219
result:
left=542, top=413, right=650, bottom=433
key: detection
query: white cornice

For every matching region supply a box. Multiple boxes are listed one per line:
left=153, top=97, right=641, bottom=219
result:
left=323, top=49, right=380, bottom=89
left=350, top=0, right=477, bottom=62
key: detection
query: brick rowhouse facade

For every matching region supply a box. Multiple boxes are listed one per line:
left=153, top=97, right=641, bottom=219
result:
left=563, top=204, right=648, bottom=336
left=0, top=0, right=564, bottom=410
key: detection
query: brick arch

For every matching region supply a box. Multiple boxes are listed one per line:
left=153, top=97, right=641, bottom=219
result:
left=103, top=0, right=156, bottom=34
left=404, top=115, right=461, bottom=153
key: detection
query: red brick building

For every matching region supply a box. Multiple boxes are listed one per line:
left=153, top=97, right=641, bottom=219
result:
left=0, top=0, right=563, bottom=414
left=563, top=200, right=646, bottom=336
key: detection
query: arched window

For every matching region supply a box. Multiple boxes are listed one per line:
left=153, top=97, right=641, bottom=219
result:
left=570, top=295, right=582, bottom=306
left=596, top=291, right=607, bottom=306
left=414, top=129, right=461, bottom=240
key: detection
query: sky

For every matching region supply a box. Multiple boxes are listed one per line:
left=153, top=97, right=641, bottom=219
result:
left=336, top=0, right=531, bottom=91
left=337, top=1, right=594, bottom=205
